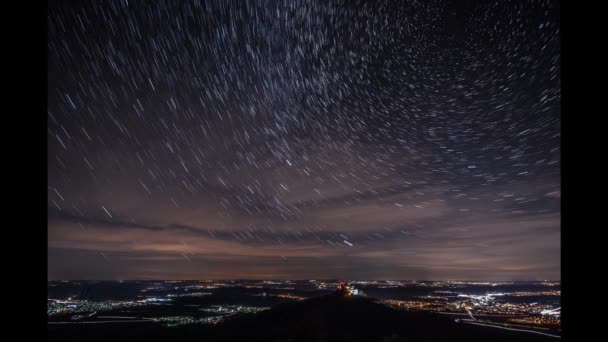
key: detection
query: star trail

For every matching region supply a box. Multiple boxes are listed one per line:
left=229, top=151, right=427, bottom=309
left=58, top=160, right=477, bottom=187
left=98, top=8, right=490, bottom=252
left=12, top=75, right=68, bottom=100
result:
left=48, top=0, right=560, bottom=281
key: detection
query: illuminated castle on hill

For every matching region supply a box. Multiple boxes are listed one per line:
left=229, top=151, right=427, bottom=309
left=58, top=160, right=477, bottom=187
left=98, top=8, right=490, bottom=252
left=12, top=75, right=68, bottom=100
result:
left=337, top=282, right=364, bottom=296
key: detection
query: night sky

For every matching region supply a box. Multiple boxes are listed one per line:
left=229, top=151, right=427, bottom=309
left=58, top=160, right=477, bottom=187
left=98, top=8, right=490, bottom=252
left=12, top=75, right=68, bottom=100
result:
left=48, top=0, right=560, bottom=281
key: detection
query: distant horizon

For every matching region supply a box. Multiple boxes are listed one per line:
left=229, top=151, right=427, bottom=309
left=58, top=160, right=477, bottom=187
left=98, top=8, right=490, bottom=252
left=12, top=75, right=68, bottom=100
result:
left=48, top=278, right=561, bottom=283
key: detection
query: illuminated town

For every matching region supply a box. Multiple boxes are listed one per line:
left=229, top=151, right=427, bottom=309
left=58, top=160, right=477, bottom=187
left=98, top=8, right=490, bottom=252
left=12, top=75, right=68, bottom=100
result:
left=48, top=279, right=560, bottom=336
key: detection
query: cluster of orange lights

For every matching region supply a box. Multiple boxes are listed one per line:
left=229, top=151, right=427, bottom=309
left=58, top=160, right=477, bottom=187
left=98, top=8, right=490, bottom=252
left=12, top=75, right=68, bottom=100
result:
left=276, top=294, right=306, bottom=300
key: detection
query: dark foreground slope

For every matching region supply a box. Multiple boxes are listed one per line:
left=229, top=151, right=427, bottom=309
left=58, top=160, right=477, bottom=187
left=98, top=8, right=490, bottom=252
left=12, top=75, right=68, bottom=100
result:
left=208, top=294, right=555, bottom=342
left=49, top=294, right=557, bottom=342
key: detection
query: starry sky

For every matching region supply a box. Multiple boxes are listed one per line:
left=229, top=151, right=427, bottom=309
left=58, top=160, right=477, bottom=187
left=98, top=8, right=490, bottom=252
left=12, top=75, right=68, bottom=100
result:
left=48, top=0, right=560, bottom=281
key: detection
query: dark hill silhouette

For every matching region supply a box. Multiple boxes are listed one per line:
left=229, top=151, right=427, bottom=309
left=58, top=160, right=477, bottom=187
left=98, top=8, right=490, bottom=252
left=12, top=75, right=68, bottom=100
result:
left=48, top=293, right=557, bottom=342
left=206, top=293, right=555, bottom=342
